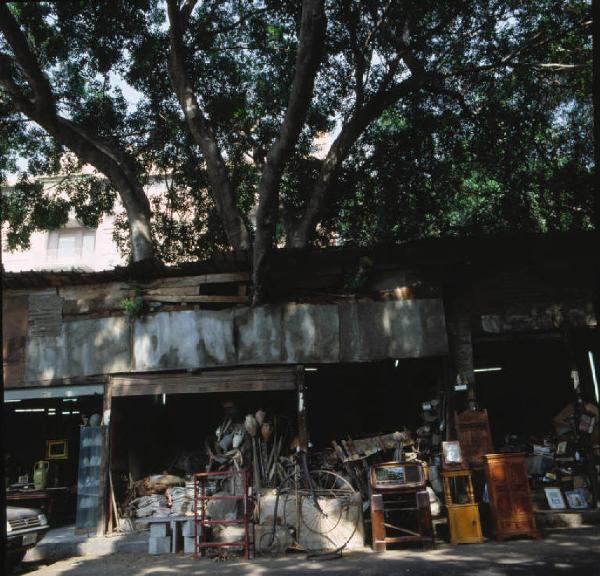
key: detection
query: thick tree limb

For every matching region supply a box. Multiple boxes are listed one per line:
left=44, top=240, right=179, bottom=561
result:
left=180, top=0, right=198, bottom=28
left=341, top=0, right=366, bottom=109
left=0, top=1, right=155, bottom=263
left=166, top=0, right=250, bottom=250
left=0, top=3, right=53, bottom=115
left=252, top=0, right=326, bottom=303
left=289, top=67, right=426, bottom=248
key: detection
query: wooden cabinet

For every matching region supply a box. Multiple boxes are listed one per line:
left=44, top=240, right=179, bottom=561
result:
left=455, top=409, right=494, bottom=468
left=483, top=453, right=538, bottom=540
left=442, top=469, right=484, bottom=544
left=447, top=504, right=484, bottom=544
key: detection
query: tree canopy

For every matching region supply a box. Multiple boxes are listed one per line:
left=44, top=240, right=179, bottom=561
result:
left=0, top=0, right=592, bottom=301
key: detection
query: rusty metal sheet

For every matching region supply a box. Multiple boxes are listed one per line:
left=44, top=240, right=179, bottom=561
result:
left=2, top=294, right=28, bottom=385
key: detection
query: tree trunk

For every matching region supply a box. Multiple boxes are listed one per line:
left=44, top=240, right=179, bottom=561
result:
left=40, top=117, right=156, bottom=263
left=166, top=0, right=250, bottom=251
left=288, top=73, right=425, bottom=248
left=251, top=0, right=326, bottom=303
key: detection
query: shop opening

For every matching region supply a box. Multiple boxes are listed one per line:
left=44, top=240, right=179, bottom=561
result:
left=4, top=391, right=103, bottom=527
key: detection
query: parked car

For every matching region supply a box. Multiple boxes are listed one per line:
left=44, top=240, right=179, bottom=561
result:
left=6, top=506, right=49, bottom=568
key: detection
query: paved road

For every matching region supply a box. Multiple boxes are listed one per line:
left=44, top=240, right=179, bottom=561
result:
left=15, top=527, right=600, bottom=576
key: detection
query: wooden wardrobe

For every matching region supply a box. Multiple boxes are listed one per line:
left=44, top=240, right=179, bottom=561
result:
left=483, top=453, right=538, bottom=540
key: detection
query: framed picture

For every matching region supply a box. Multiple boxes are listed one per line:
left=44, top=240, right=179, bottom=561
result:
left=555, top=441, right=568, bottom=455
left=47, top=439, right=69, bottom=460
left=544, top=487, right=566, bottom=510
left=442, top=441, right=464, bottom=468
left=565, top=489, right=588, bottom=509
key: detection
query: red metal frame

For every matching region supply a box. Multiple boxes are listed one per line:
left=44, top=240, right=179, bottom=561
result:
left=193, top=469, right=253, bottom=559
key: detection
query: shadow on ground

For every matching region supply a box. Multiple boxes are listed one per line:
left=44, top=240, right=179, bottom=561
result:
left=17, top=527, right=600, bottom=576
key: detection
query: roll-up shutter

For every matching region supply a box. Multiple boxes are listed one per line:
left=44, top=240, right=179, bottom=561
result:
left=110, top=366, right=297, bottom=397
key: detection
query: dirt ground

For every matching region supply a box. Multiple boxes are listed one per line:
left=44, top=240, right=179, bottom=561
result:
left=14, top=527, right=600, bottom=576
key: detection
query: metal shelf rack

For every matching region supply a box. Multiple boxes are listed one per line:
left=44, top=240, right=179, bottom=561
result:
left=193, top=468, right=253, bottom=559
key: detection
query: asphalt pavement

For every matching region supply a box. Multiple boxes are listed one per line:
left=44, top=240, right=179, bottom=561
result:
left=12, top=526, right=600, bottom=576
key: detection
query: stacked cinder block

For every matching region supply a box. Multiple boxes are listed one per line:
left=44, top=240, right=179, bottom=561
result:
left=148, top=522, right=171, bottom=555
left=183, top=519, right=198, bottom=554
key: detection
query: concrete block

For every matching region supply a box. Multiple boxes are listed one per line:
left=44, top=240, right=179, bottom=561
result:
left=184, top=536, right=197, bottom=555
left=150, top=522, right=169, bottom=538
left=182, top=519, right=196, bottom=537
left=148, top=535, right=171, bottom=555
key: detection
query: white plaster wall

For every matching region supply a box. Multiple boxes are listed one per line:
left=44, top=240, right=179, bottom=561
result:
left=2, top=214, right=125, bottom=272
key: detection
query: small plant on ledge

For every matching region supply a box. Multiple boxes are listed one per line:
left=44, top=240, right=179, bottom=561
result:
left=120, top=289, right=144, bottom=319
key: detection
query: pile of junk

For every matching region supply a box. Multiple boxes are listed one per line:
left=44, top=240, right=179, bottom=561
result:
left=115, top=393, right=599, bottom=558
left=115, top=397, right=462, bottom=558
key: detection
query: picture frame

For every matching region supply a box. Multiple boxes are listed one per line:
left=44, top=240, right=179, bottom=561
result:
left=555, top=440, right=568, bottom=456
left=442, top=441, right=464, bottom=468
left=544, top=487, right=566, bottom=510
left=47, top=439, right=69, bottom=460
left=565, top=489, right=588, bottom=509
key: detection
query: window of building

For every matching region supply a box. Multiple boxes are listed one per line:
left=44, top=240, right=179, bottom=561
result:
left=47, top=228, right=96, bottom=261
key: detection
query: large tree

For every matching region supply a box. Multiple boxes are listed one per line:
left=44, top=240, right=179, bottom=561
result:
left=0, top=1, right=592, bottom=301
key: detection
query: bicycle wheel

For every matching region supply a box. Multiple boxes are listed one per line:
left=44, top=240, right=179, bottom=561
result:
left=300, top=470, right=358, bottom=543
left=308, top=469, right=356, bottom=494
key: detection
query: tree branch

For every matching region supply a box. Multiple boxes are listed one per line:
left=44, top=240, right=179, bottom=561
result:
left=0, top=52, right=35, bottom=112
left=166, top=0, right=250, bottom=250
left=0, top=1, right=155, bottom=263
left=423, top=81, right=472, bottom=117
left=341, top=0, right=366, bottom=109
left=252, top=0, right=326, bottom=303
left=180, top=0, right=198, bottom=28
left=0, top=2, right=54, bottom=115
left=363, top=0, right=392, bottom=49
left=209, top=6, right=270, bottom=36
left=289, top=67, right=426, bottom=247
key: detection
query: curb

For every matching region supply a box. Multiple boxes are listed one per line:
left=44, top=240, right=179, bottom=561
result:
left=25, top=534, right=149, bottom=563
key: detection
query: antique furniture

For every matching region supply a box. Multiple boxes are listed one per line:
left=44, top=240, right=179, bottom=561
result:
left=369, top=461, right=433, bottom=552
left=483, top=453, right=538, bottom=540
left=76, top=426, right=108, bottom=536
left=455, top=409, right=494, bottom=468
left=442, top=441, right=464, bottom=469
left=442, top=469, right=484, bottom=544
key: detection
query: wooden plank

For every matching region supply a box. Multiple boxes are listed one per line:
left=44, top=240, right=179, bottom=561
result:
left=142, top=295, right=249, bottom=304
left=111, top=371, right=296, bottom=386
left=111, top=379, right=294, bottom=396
left=110, top=367, right=296, bottom=396
left=59, top=283, right=130, bottom=300
left=142, top=286, right=200, bottom=297
left=3, top=374, right=108, bottom=390
left=142, top=273, right=250, bottom=289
